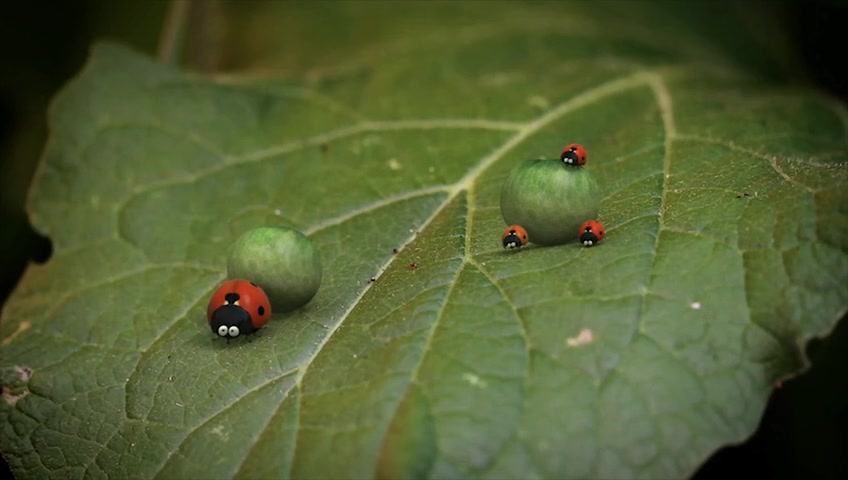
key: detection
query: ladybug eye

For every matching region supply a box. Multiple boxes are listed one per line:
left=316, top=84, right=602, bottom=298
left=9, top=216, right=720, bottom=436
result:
left=228, top=326, right=240, bottom=337
left=217, top=325, right=229, bottom=337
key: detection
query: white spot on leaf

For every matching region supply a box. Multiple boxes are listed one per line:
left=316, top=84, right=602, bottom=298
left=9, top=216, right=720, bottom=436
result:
left=462, top=372, right=487, bottom=388
left=479, top=72, right=522, bottom=87
left=14, top=367, right=32, bottom=382
left=527, top=95, right=550, bottom=109
left=566, top=328, right=594, bottom=347
left=2, top=387, right=28, bottom=406
left=211, top=425, right=229, bottom=440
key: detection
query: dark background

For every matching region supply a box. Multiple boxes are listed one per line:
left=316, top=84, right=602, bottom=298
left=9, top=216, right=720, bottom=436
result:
left=1, top=1, right=845, bottom=478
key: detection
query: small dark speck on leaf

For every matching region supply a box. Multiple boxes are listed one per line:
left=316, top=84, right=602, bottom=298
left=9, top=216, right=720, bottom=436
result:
left=736, top=192, right=752, bottom=198
left=369, top=277, right=376, bottom=283
left=319, top=143, right=329, bottom=153
left=409, top=262, right=419, bottom=270
left=392, top=248, right=399, bottom=254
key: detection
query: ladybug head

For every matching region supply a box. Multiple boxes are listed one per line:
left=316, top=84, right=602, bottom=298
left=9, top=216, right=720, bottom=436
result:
left=503, top=232, right=520, bottom=249
left=579, top=230, right=599, bottom=246
left=209, top=294, right=255, bottom=338
left=503, top=230, right=526, bottom=249
left=561, top=145, right=587, bottom=166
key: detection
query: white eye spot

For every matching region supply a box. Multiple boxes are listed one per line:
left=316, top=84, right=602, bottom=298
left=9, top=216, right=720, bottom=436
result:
left=228, top=326, right=240, bottom=337
left=217, top=325, right=229, bottom=336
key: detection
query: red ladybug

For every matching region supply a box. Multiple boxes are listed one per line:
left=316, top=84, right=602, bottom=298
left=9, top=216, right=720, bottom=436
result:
left=502, top=225, right=529, bottom=249
left=207, top=279, right=272, bottom=338
left=578, top=220, right=605, bottom=247
left=560, top=144, right=587, bottom=166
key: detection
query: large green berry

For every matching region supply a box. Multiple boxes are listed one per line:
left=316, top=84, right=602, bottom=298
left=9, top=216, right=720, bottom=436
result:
left=228, top=226, right=322, bottom=312
left=500, top=160, right=601, bottom=245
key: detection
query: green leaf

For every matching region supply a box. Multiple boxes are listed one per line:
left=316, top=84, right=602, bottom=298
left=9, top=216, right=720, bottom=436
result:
left=2, top=3, right=847, bottom=479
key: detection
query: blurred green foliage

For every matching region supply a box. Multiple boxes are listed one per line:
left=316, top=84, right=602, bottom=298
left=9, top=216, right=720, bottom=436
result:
left=0, top=1, right=166, bottom=302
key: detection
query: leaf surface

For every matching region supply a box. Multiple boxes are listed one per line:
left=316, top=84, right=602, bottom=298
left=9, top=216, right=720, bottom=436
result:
left=2, top=3, right=847, bottom=479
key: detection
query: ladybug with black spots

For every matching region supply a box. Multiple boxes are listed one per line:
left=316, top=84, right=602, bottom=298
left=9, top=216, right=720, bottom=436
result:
left=560, top=143, right=587, bottom=166
left=578, top=220, right=605, bottom=247
left=207, top=279, right=272, bottom=338
left=502, top=225, right=529, bottom=249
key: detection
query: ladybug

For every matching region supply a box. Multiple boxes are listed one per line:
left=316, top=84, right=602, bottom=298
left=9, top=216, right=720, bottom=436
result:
left=502, top=225, right=529, bottom=249
left=578, top=220, right=605, bottom=247
left=560, top=143, right=587, bottom=166
left=206, top=279, right=272, bottom=338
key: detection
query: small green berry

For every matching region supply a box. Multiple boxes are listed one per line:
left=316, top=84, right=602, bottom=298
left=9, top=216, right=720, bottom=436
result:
left=228, top=226, right=322, bottom=312
left=500, top=159, right=601, bottom=245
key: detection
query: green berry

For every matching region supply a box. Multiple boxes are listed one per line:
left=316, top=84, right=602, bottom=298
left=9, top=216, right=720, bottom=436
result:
left=500, top=160, right=601, bottom=246
left=227, top=226, right=322, bottom=311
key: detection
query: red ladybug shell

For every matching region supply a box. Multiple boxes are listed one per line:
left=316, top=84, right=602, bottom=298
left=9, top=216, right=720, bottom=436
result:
left=207, top=279, right=272, bottom=335
left=578, top=220, right=606, bottom=246
left=560, top=143, right=588, bottom=166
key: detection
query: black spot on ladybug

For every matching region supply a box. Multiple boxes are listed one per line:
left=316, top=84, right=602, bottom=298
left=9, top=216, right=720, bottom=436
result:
left=225, top=293, right=240, bottom=303
left=258, top=306, right=265, bottom=316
